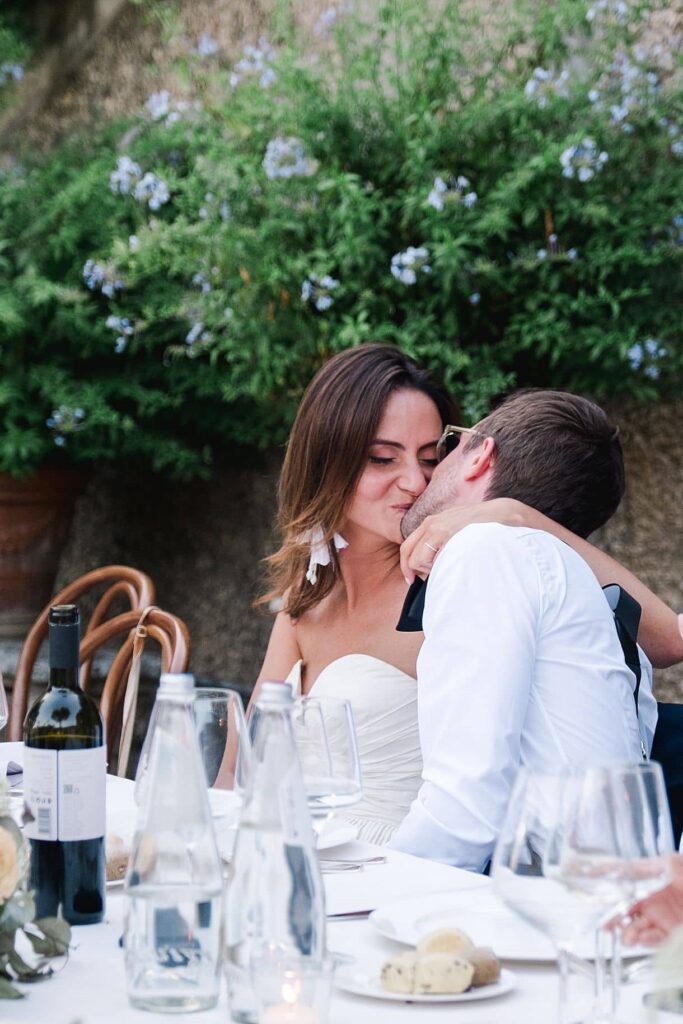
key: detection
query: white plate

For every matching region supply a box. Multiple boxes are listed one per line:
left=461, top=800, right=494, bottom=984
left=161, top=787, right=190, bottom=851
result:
left=316, top=820, right=358, bottom=851
left=336, top=962, right=516, bottom=1003
left=370, top=890, right=651, bottom=963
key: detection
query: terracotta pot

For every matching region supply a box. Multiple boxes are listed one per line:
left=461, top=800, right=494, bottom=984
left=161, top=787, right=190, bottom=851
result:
left=0, top=468, right=87, bottom=638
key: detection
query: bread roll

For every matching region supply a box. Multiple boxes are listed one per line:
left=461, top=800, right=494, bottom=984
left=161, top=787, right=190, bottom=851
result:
left=414, top=953, right=474, bottom=994
left=106, top=832, right=129, bottom=882
left=416, top=927, right=473, bottom=956
left=462, top=946, right=501, bottom=987
left=380, top=951, right=417, bottom=993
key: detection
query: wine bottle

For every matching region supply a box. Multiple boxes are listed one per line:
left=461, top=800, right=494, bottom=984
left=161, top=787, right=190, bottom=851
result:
left=23, top=604, right=106, bottom=925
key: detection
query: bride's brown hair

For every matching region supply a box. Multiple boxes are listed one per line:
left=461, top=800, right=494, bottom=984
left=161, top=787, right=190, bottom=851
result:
left=262, top=344, right=457, bottom=620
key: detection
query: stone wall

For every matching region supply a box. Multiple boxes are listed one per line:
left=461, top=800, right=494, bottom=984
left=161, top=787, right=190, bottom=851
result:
left=55, top=454, right=280, bottom=691
left=52, top=399, right=683, bottom=703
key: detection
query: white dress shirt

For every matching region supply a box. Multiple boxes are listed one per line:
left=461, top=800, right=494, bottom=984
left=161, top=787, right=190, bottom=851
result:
left=391, top=523, right=657, bottom=872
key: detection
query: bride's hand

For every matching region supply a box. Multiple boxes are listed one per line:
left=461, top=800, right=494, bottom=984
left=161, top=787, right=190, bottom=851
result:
left=400, top=498, right=531, bottom=583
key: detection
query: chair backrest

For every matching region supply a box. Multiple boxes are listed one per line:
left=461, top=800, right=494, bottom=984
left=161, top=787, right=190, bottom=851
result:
left=80, top=607, right=190, bottom=769
left=8, top=565, right=155, bottom=740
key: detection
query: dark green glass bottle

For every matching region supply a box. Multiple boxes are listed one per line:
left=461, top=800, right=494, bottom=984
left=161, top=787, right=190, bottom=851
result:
left=23, top=604, right=105, bottom=925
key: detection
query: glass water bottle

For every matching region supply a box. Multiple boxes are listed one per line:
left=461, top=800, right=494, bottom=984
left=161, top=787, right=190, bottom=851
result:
left=224, top=681, right=326, bottom=1023
left=124, top=673, right=223, bottom=1013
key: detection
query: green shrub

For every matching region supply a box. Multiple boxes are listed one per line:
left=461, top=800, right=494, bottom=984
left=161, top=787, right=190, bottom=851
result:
left=0, top=0, right=681, bottom=478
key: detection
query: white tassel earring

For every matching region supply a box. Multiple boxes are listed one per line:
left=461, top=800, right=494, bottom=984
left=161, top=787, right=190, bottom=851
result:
left=304, top=527, right=348, bottom=585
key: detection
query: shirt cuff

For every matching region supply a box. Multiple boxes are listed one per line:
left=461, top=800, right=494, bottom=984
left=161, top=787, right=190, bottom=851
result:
left=389, top=785, right=494, bottom=873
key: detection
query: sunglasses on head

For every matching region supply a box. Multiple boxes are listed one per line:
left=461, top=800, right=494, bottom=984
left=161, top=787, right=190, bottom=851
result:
left=435, top=425, right=487, bottom=463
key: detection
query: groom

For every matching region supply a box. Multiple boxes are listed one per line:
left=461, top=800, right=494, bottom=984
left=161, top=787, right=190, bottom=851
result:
left=390, top=388, right=657, bottom=870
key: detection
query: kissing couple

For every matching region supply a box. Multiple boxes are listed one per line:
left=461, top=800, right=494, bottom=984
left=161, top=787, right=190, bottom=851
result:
left=250, top=344, right=681, bottom=869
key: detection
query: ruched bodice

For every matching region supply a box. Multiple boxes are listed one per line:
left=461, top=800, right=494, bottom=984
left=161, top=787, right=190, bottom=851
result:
left=286, top=654, right=422, bottom=845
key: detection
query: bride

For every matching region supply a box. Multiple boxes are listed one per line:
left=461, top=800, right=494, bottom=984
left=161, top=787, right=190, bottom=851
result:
left=255, top=344, right=683, bottom=844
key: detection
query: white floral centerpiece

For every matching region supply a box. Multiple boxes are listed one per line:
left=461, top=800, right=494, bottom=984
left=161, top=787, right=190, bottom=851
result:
left=0, top=781, right=70, bottom=999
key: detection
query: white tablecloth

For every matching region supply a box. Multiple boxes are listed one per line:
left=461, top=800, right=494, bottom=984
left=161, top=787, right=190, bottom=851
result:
left=2, top=744, right=679, bottom=1023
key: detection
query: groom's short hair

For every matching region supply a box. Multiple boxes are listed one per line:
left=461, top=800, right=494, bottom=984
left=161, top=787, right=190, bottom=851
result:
left=475, top=389, right=624, bottom=538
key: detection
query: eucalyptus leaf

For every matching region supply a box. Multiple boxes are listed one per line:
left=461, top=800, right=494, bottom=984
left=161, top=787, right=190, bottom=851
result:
left=33, top=917, right=71, bottom=955
left=0, top=976, right=24, bottom=999
left=7, top=949, right=40, bottom=980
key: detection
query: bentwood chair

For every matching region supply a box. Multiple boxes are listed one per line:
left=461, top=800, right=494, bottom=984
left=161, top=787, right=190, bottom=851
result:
left=10, top=600, right=189, bottom=774
left=8, top=565, right=155, bottom=744
left=80, top=606, right=190, bottom=774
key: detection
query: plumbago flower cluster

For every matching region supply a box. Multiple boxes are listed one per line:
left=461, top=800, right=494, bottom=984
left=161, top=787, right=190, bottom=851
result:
left=0, top=0, right=681, bottom=479
left=230, top=39, right=276, bottom=88
left=560, top=139, right=609, bottom=181
left=0, top=782, right=71, bottom=998
left=301, top=274, right=339, bottom=311
left=391, top=247, right=432, bottom=285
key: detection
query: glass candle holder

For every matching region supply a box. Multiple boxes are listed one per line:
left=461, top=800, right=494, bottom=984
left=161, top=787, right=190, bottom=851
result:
left=251, top=951, right=335, bottom=1024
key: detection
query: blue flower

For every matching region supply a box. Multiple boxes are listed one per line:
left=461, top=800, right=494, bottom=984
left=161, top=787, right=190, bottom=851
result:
left=468, top=292, right=481, bottom=305
left=184, top=322, right=212, bottom=347
left=0, top=63, right=24, bottom=86
left=192, top=272, right=212, bottom=294
left=628, top=337, right=666, bottom=376
left=110, top=156, right=142, bottom=194
left=427, top=175, right=477, bottom=211
left=196, top=34, right=220, bottom=58
left=230, top=38, right=276, bottom=88
left=146, top=90, right=171, bottom=121
left=391, top=247, right=431, bottom=285
left=627, top=343, right=643, bottom=369
left=46, top=405, right=87, bottom=445
left=301, top=272, right=339, bottom=310
left=105, top=315, right=135, bottom=352
left=263, top=137, right=318, bottom=179
left=133, top=172, right=170, bottom=210
left=560, top=139, right=608, bottom=182
left=524, top=67, right=570, bottom=107
left=83, top=259, right=124, bottom=295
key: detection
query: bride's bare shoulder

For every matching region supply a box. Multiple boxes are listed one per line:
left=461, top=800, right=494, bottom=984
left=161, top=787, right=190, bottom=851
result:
left=257, top=608, right=302, bottom=684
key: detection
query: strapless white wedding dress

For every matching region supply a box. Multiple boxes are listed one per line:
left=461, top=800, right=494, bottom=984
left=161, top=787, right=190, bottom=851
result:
left=286, top=654, right=422, bottom=846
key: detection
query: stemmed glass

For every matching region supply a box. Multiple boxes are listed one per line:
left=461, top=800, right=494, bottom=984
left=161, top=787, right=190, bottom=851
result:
left=492, top=770, right=610, bottom=1024
left=493, top=765, right=674, bottom=1024
left=0, top=673, right=8, bottom=734
left=136, top=686, right=251, bottom=863
left=290, top=696, right=363, bottom=828
left=555, top=762, right=673, bottom=1021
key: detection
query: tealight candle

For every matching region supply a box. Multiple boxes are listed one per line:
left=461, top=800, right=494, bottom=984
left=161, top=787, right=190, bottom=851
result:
left=252, top=958, right=333, bottom=1024
left=261, top=1005, right=321, bottom=1024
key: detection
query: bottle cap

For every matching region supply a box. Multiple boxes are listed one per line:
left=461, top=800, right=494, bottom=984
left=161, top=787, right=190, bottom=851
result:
left=257, top=680, right=294, bottom=705
left=49, top=604, right=79, bottom=626
left=158, top=673, right=195, bottom=697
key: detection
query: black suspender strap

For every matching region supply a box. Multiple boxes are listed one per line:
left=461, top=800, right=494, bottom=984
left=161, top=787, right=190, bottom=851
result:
left=602, top=583, right=642, bottom=713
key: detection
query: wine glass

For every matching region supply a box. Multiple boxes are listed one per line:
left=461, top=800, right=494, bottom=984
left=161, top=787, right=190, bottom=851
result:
left=195, top=687, right=252, bottom=862
left=555, top=762, right=673, bottom=1022
left=492, top=769, right=618, bottom=1024
left=0, top=673, right=8, bottom=735
left=290, top=696, right=363, bottom=828
left=136, top=686, right=251, bottom=863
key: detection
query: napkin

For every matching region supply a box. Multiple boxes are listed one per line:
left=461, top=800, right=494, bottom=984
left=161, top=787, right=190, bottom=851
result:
left=0, top=758, right=22, bottom=788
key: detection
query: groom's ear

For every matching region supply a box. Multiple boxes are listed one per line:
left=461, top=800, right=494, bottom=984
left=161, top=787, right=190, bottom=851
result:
left=462, top=436, right=496, bottom=482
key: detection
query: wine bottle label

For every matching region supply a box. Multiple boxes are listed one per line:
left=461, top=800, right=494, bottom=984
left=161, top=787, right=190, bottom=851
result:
left=24, top=746, right=106, bottom=842
left=23, top=748, right=58, bottom=841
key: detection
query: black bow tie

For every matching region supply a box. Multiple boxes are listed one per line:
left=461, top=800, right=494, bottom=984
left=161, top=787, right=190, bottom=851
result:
left=396, top=576, right=428, bottom=632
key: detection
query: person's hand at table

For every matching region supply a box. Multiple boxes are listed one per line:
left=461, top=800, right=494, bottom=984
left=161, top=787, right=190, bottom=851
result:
left=621, top=855, right=683, bottom=946
left=400, top=498, right=528, bottom=583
